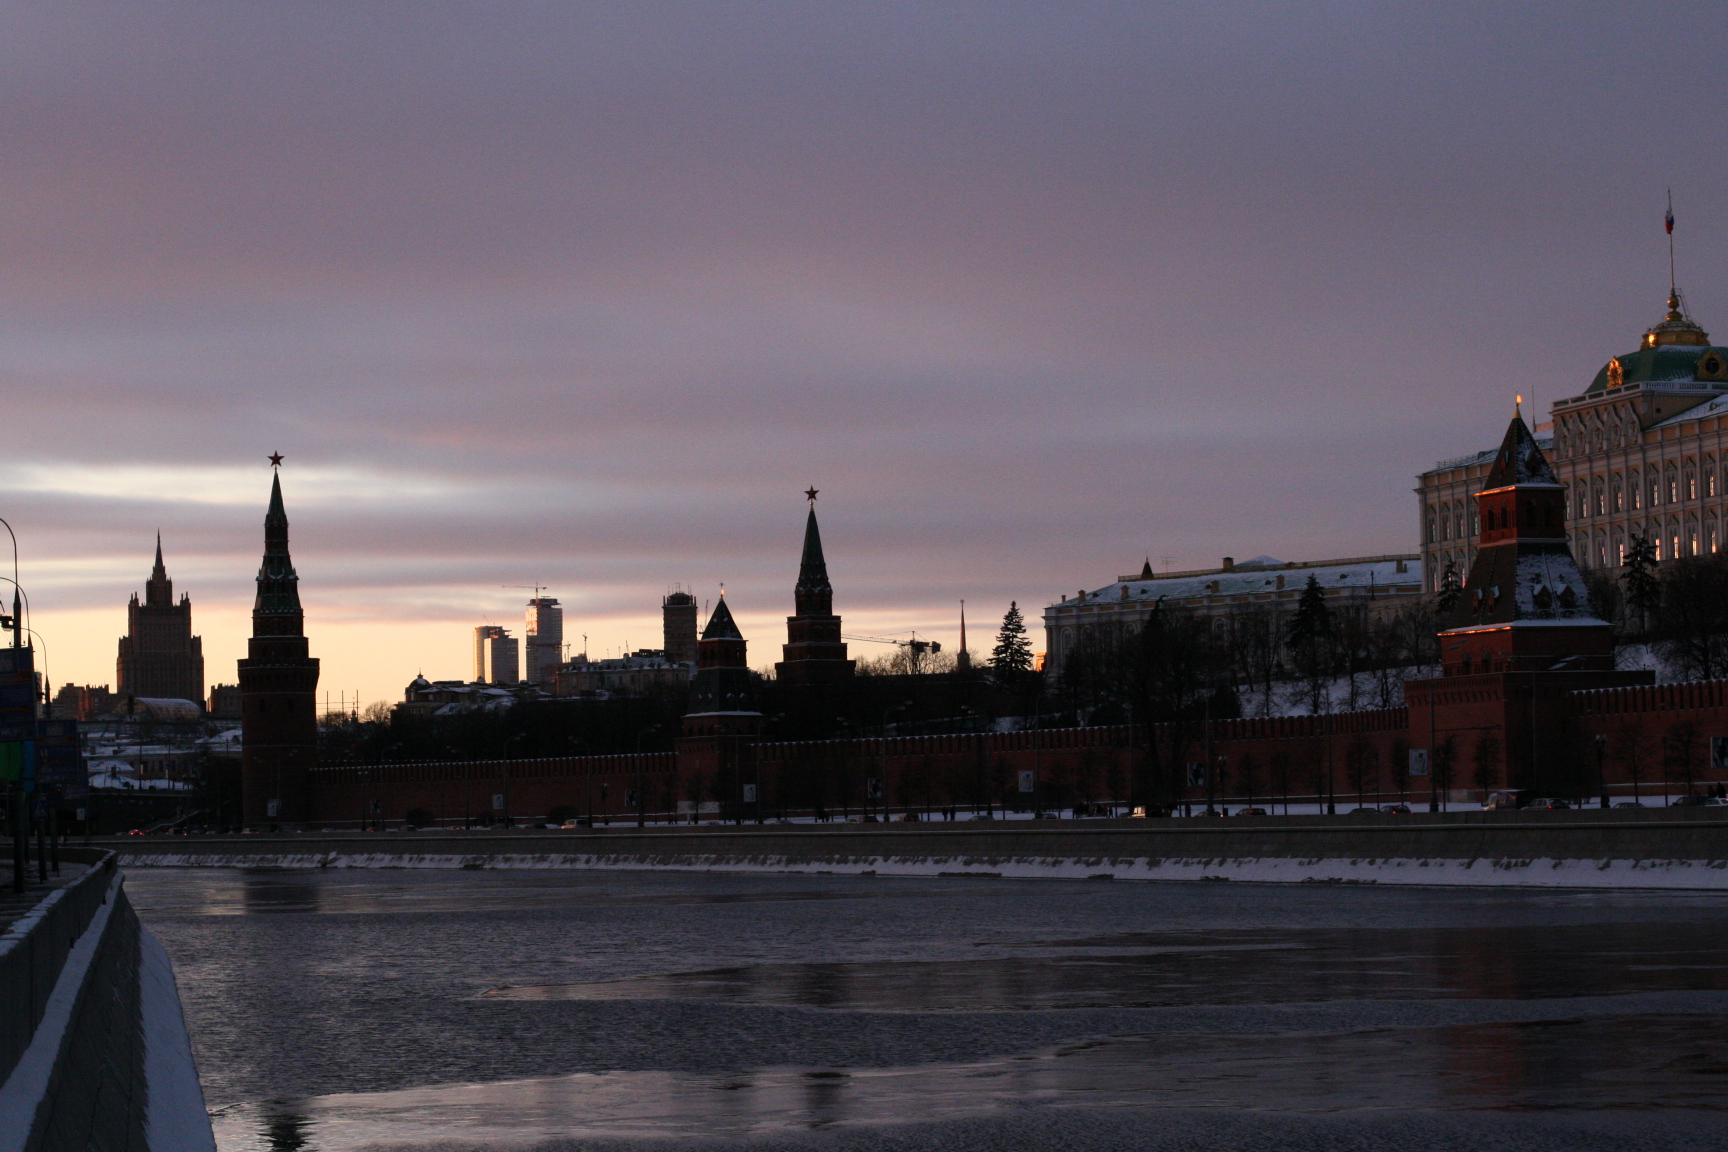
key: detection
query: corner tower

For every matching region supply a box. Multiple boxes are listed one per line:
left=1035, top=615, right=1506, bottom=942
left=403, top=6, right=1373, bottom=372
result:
left=239, top=462, right=320, bottom=826
left=775, top=491, right=854, bottom=687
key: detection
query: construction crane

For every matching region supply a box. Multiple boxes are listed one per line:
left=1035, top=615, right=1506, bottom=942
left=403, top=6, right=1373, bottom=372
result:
left=503, top=584, right=549, bottom=600
left=844, top=631, right=942, bottom=673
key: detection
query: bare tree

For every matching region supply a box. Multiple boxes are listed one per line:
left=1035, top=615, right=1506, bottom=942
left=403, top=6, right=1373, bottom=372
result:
left=1664, top=721, right=1700, bottom=800
left=1609, top=717, right=1648, bottom=804
left=1471, top=732, right=1501, bottom=801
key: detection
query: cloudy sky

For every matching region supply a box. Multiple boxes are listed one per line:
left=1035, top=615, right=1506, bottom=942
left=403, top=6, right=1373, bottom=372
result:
left=4, top=2, right=1727, bottom=706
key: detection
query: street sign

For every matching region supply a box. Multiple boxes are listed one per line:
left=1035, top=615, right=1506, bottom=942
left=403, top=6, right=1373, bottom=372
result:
left=865, top=778, right=882, bottom=799
left=491, top=793, right=505, bottom=810
left=1409, top=749, right=1430, bottom=777
left=743, top=784, right=757, bottom=802
left=369, top=798, right=382, bottom=815
left=267, top=800, right=280, bottom=818
left=1018, top=770, right=1035, bottom=793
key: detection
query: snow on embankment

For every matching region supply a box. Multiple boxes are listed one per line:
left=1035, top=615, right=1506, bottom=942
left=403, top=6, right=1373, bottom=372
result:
left=114, top=849, right=1728, bottom=890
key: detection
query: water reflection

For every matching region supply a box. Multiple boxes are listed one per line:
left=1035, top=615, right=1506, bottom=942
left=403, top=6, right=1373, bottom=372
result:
left=209, top=1014, right=1728, bottom=1150
left=486, top=923, right=1728, bottom=1011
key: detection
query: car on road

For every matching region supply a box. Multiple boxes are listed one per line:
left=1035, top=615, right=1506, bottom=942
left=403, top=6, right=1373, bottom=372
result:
left=1671, top=795, right=1727, bottom=807
left=1235, top=807, right=1268, bottom=816
left=1381, top=804, right=1413, bottom=814
left=1348, top=806, right=1380, bottom=814
left=1613, top=801, right=1645, bottom=808
left=1524, top=798, right=1572, bottom=810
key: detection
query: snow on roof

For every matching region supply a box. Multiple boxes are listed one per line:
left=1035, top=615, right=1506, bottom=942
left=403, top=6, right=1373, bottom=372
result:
left=1056, top=555, right=1424, bottom=608
left=1651, top=392, right=1728, bottom=430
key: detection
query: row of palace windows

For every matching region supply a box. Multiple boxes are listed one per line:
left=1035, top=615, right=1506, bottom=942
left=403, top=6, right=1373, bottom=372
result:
left=1569, top=463, right=1722, bottom=519
left=1581, top=519, right=1722, bottom=568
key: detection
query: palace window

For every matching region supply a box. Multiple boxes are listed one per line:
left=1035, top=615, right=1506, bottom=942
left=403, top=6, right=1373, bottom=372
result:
left=1611, top=477, right=1624, bottom=512
left=1708, top=470, right=1717, bottom=499
left=1707, top=520, right=1719, bottom=555
left=1687, top=527, right=1699, bottom=557
left=1593, top=478, right=1605, bottom=516
left=1686, top=472, right=1697, bottom=500
left=1629, top=471, right=1641, bottom=509
left=1666, top=470, right=1678, bottom=503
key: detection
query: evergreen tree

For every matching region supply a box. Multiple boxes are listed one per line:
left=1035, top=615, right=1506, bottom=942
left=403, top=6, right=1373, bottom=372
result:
left=990, top=601, right=1034, bottom=674
left=1287, top=575, right=1335, bottom=715
left=1286, top=575, right=1333, bottom=649
left=1622, top=534, right=1660, bottom=634
left=1435, top=560, right=1463, bottom=616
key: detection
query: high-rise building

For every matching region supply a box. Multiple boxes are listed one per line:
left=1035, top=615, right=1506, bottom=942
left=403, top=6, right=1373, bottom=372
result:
left=474, top=625, right=520, bottom=684
left=662, top=590, right=698, bottom=665
left=239, top=467, right=320, bottom=826
left=116, top=536, right=205, bottom=704
left=775, top=496, right=854, bottom=687
left=524, top=597, right=563, bottom=685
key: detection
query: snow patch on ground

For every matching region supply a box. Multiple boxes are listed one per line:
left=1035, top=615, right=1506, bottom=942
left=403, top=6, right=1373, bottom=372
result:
left=116, top=851, right=1728, bottom=889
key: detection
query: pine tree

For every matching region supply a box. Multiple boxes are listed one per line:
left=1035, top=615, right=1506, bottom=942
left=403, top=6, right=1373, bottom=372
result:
left=1286, top=575, right=1333, bottom=649
left=1435, top=560, right=1463, bottom=616
left=990, top=601, right=1034, bottom=675
left=1622, top=534, right=1660, bottom=634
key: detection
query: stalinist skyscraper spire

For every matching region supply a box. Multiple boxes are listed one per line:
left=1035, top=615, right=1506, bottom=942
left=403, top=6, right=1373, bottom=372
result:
left=239, top=455, right=321, bottom=826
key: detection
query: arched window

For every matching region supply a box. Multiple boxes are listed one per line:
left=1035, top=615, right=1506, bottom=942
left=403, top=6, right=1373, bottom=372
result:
left=1592, top=476, right=1605, bottom=516
left=1611, top=474, right=1624, bottom=512
left=1665, top=466, right=1678, bottom=504
left=1629, top=469, right=1641, bottom=510
left=1707, top=516, right=1719, bottom=555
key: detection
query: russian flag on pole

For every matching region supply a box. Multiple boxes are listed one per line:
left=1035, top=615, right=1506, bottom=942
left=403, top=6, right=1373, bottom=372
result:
left=1667, top=203, right=1675, bottom=235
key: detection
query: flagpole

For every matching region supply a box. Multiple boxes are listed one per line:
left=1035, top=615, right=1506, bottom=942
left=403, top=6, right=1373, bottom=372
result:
left=1667, top=189, right=1676, bottom=299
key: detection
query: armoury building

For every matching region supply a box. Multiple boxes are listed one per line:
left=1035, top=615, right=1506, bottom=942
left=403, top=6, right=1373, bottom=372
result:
left=1421, top=290, right=1728, bottom=589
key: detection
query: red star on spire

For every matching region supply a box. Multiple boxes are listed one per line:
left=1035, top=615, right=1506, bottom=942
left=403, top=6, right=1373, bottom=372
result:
left=268, top=452, right=284, bottom=467
left=804, top=486, right=819, bottom=503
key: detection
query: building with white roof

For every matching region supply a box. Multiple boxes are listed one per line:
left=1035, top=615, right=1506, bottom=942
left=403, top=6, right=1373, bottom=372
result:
left=1041, top=552, right=1423, bottom=678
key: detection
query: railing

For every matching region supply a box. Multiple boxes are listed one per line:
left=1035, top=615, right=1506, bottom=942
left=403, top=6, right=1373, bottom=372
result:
left=0, top=849, right=117, bottom=1087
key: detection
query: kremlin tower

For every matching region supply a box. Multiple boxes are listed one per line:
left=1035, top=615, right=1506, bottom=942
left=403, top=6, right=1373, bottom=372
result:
left=775, top=490, right=854, bottom=689
left=239, top=461, right=321, bottom=826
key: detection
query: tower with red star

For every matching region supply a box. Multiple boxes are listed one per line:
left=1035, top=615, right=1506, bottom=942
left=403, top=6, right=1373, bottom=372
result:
left=775, top=489, right=855, bottom=689
left=239, top=457, right=321, bottom=826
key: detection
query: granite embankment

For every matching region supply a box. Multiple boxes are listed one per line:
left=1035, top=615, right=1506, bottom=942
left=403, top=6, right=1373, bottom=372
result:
left=109, top=809, right=1728, bottom=889
left=0, top=850, right=213, bottom=1152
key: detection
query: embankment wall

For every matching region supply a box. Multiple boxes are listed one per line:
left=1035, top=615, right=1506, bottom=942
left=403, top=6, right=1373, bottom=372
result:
left=108, top=809, right=1728, bottom=889
left=0, top=850, right=213, bottom=1152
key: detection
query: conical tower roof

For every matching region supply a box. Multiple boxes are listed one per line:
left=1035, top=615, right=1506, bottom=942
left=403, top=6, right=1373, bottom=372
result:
left=1482, top=412, right=1560, bottom=489
left=702, top=597, right=743, bottom=640
left=798, top=506, right=830, bottom=588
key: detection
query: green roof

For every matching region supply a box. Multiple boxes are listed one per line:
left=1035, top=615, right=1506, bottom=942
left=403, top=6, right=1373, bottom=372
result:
left=1586, top=343, right=1728, bottom=394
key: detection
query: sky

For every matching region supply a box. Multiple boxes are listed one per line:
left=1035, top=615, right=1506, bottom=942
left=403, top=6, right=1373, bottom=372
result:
left=5, top=1, right=1728, bottom=708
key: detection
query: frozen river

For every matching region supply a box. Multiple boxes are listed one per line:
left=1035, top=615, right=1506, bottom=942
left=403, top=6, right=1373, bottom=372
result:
left=128, top=867, right=1728, bottom=1151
